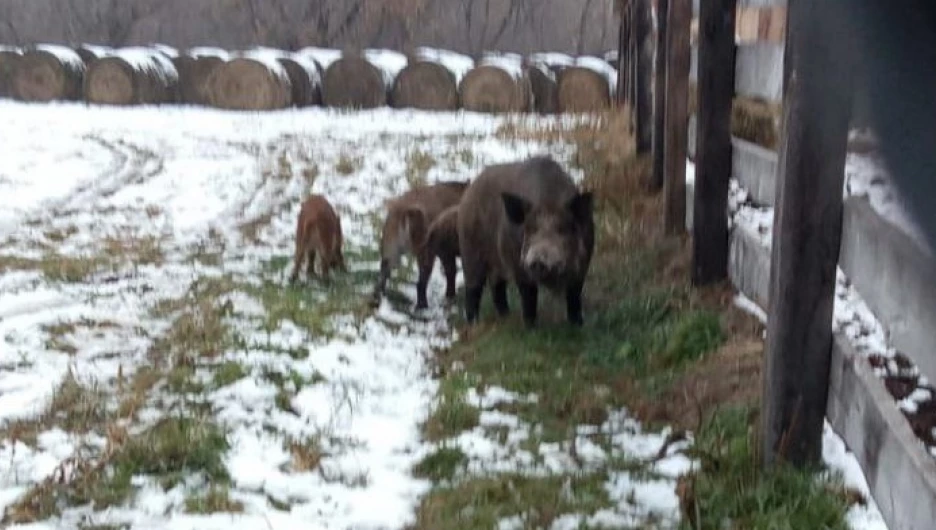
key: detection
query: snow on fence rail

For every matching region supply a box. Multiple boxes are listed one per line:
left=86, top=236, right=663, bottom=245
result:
left=0, top=43, right=619, bottom=115
left=684, top=1, right=936, bottom=529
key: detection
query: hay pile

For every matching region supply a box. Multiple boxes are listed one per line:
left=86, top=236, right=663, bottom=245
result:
left=0, top=47, right=20, bottom=98
left=12, top=44, right=85, bottom=102
left=458, top=52, right=532, bottom=114
left=205, top=48, right=292, bottom=110
left=392, top=48, right=472, bottom=111
left=322, top=49, right=406, bottom=109
left=557, top=56, right=617, bottom=113
left=172, top=47, right=228, bottom=106
left=84, top=47, right=179, bottom=105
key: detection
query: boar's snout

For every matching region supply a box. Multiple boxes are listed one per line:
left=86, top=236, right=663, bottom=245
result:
left=522, top=244, right=566, bottom=281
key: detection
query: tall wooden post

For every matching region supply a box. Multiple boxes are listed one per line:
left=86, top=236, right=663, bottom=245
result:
left=761, top=0, right=856, bottom=468
left=634, top=0, right=654, bottom=154
left=662, top=0, right=691, bottom=235
left=650, top=0, right=669, bottom=190
left=691, top=0, right=736, bottom=284
left=617, top=0, right=631, bottom=105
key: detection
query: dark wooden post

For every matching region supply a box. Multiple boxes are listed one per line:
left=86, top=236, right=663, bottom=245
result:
left=662, top=0, right=691, bottom=235
left=761, top=0, right=856, bottom=468
left=634, top=0, right=654, bottom=154
left=617, top=0, right=631, bottom=105
left=691, top=0, right=736, bottom=284
left=650, top=0, right=669, bottom=190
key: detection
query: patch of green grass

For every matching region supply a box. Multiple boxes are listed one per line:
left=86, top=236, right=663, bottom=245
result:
left=658, top=310, right=724, bottom=369
left=413, top=446, right=468, bottom=483
left=682, top=406, right=851, bottom=530
left=212, top=361, right=248, bottom=388
left=413, top=473, right=611, bottom=530
left=184, top=485, right=244, bottom=514
left=422, top=374, right=479, bottom=442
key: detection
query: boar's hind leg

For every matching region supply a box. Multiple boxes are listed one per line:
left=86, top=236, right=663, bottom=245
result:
left=518, top=281, right=538, bottom=328
left=415, top=251, right=435, bottom=310
left=441, top=253, right=458, bottom=301
left=565, top=280, right=585, bottom=326
left=306, top=250, right=317, bottom=278
left=492, top=278, right=509, bottom=317
left=462, top=260, right=487, bottom=325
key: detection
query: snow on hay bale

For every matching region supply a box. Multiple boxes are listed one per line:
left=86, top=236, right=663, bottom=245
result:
left=246, top=48, right=323, bottom=107
left=526, top=53, right=574, bottom=114
left=150, top=44, right=179, bottom=59
left=12, top=44, right=85, bottom=102
left=84, top=46, right=179, bottom=105
left=0, top=47, right=21, bottom=98
left=557, top=56, right=618, bottom=113
left=458, top=51, right=533, bottom=114
left=204, top=48, right=293, bottom=110
left=322, top=49, right=406, bottom=109
left=391, top=48, right=473, bottom=111
left=172, top=47, right=228, bottom=105
left=75, top=44, right=113, bottom=65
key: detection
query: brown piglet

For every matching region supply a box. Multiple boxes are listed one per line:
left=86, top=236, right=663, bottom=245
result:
left=289, top=194, right=346, bottom=283
left=372, top=180, right=468, bottom=309
left=423, top=204, right=461, bottom=303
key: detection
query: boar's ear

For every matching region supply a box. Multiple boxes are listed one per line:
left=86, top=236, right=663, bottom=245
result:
left=403, top=207, right=429, bottom=248
left=567, top=191, right=594, bottom=224
left=502, top=192, right=532, bottom=225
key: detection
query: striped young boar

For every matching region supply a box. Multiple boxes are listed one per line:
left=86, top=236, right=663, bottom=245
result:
left=456, top=156, right=594, bottom=327
left=288, top=194, right=346, bottom=283
left=372, top=180, right=469, bottom=309
left=424, top=205, right=461, bottom=303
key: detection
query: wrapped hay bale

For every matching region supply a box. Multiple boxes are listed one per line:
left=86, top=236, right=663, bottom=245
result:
left=173, top=47, right=229, bottom=106
left=205, top=49, right=292, bottom=110
left=0, top=47, right=21, bottom=98
left=12, top=44, right=85, bottom=102
left=84, top=46, right=179, bottom=106
left=557, top=56, right=617, bottom=113
left=458, top=52, right=533, bottom=114
left=527, top=53, right=575, bottom=114
left=391, top=47, right=473, bottom=111
left=321, top=49, right=406, bottom=109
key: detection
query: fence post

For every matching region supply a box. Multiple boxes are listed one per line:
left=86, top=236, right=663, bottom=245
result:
left=634, top=0, right=654, bottom=154
left=761, top=0, right=856, bottom=468
left=616, top=1, right=630, bottom=105
left=691, top=0, right=736, bottom=284
left=650, top=0, right=669, bottom=190
left=662, top=0, right=691, bottom=235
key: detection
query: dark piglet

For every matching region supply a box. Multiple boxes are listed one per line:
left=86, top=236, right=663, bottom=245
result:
left=289, top=194, right=346, bottom=283
left=456, top=155, right=594, bottom=327
left=423, top=205, right=461, bottom=302
left=372, top=181, right=469, bottom=309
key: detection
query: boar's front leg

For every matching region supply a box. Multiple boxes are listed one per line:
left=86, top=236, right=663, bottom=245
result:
left=565, top=279, right=585, bottom=326
left=462, top=260, right=487, bottom=325
left=492, top=278, right=509, bottom=317
left=440, top=253, right=458, bottom=302
left=415, top=250, right=435, bottom=310
left=517, top=281, right=538, bottom=328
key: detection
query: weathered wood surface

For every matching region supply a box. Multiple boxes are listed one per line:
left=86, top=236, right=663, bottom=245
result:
left=662, top=0, right=692, bottom=234
left=761, top=0, right=855, bottom=468
left=692, top=0, right=737, bottom=284
left=651, top=0, right=670, bottom=190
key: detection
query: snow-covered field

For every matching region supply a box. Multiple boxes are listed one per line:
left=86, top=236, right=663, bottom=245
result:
left=0, top=101, right=694, bottom=529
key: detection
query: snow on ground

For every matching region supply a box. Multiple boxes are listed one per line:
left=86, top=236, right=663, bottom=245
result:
left=0, top=101, right=682, bottom=528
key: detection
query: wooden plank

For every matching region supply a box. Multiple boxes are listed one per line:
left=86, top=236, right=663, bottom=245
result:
left=761, top=0, right=855, bottom=468
left=651, top=0, right=670, bottom=190
left=662, top=0, right=692, bottom=234
left=838, top=197, right=936, bottom=385
left=692, top=0, right=737, bottom=284
left=732, top=137, right=777, bottom=206
left=827, top=333, right=936, bottom=530
left=734, top=43, right=784, bottom=102
left=635, top=0, right=655, bottom=154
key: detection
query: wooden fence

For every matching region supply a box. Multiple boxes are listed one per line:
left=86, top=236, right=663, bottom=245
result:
left=641, top=0, right=936, bottom=528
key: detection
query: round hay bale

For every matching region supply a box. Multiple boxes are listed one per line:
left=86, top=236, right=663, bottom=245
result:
left=0, top=48, right=21, bottom=98
left=525, top=62, right=559, bottom=114
left=557, top=57, right=617, bottom=114
left=173, top=48, right=228, bottom=106
left=279, top=54, right=322, bottom=107
left=12, top=44, right=85, bottom=102
left=391, top=60, right=458, bottom=111
left=458, top=53, right=532, bottom=114
left=84, top=47, right=179, bottom=106
left=205, top=55, right=292, bottom=111
left=321, top=54, right=387, bottom=109
left=75, top=44, right=112, bottom=66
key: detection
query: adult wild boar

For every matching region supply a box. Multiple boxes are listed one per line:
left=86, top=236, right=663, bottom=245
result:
left=372, top=180, right=469, bottom=309
left=457, top=156, right=594, bottom=327
left=289, top=194, right=346, bottom=283
left=424, top=205, right=461, bottom=303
